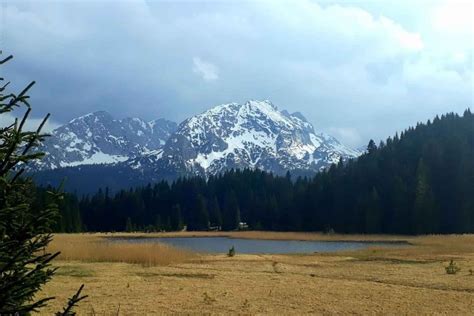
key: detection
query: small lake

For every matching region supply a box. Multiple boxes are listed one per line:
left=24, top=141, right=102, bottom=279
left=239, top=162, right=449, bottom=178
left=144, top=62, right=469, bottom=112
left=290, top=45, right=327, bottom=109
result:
left=112, top=237, right=406, bottom=254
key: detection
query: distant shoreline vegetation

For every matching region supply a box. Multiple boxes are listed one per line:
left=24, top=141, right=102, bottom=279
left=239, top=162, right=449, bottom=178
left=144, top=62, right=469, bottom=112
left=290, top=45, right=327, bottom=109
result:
left=33, top=110, right=474, bottom=235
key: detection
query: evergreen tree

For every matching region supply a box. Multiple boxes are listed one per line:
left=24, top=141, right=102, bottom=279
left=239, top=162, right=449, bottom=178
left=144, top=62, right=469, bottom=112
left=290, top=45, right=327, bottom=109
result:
left=188, top=195, right=209, bottom=231
left=0, top=54, right=85, bottom=314
left=364, top=187, right=381, bottom=233
left=56, top=109, right=474, bottom=235
left=367, top=139, right=377, bottom=154
left=390, top=176, right=409, bottom=234
left=170, top=204, right=183, bottom=231
left=154, top=214, right=162, bottom=231
left=125, top=217, right=133, bottom=232
left=223, top=191, right=240, bottom=230
left=413, top=159, right=437, bottom=234
left=209, top=197, right=222, bottom=228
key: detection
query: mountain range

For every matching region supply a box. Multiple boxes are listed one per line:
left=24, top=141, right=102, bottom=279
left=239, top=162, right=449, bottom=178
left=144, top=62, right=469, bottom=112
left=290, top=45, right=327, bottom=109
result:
left=32, top=100, right=361, bottom=192
left=32, top=111, right=177, bottom=170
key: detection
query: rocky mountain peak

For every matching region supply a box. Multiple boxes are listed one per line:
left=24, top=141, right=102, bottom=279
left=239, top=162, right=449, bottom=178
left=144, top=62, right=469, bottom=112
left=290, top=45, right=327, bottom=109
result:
left=129, top=100, right=360, bottom=178
left=32, top=111, right=177, bottom=170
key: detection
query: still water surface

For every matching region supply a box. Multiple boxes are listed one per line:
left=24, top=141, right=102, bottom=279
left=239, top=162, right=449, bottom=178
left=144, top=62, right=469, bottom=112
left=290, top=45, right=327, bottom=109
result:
left=113, top=236, right=406, bottom=254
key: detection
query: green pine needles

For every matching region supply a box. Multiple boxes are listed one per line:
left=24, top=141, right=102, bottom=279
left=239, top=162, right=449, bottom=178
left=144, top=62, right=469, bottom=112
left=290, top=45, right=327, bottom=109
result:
left=0, top=53, right=86, bottom=314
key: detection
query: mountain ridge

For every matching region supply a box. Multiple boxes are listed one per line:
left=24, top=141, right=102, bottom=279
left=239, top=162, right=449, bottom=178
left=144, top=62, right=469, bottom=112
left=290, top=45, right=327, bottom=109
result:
left=127, top=100, right=360, bottom=178
left=32, top=111, right=177, bottom=170
left=32, top=100, right=361, bottom=192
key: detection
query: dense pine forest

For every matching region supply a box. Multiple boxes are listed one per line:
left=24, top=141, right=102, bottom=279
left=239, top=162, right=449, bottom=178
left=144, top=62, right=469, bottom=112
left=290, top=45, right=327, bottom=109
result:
left=36, top=110, right=474, bottom=234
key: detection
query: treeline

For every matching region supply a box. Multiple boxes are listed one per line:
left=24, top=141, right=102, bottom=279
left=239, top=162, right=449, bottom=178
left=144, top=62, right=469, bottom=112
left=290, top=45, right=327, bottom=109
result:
left=40, top=110, right=474, bottom=234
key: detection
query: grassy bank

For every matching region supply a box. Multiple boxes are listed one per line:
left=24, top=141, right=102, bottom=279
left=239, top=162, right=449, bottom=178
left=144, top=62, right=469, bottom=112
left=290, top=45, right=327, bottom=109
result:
left=92, top=230, right=415, bottom=242
left=37, top=233, right=474, bottom=315
left=48, top=234, right=195, bottom=266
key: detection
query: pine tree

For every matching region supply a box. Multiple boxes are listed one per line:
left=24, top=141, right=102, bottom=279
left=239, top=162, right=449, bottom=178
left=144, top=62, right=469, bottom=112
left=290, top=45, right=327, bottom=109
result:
left=170, top=204, right=183, bottom=231
left=223, top=191, right=241, bottom=230
left=364, top=187, right=381, bottom=233
left=367, top=139, right=377, bottom=154
left=154, top=214, right=162, bottom=232
left=209, top=197, right=222, bottom=228
left=125, top=217, right=133, bottom=232
left=458, top=156, right=474, bottom=232
left=195, top=195, right=209, bottom=230
left=186, top=195, right=209, bottom=231
left=413, top=159, right=437, bottom=234
left=390, top=176, right=409, bottom=234
left=0, top=54, right=86, bottom=314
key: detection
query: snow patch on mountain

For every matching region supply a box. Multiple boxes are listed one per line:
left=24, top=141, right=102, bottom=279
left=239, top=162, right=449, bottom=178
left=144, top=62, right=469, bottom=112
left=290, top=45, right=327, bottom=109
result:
left=33, top=111, right=177, bottom=170
left=32, top=100, right=361, bottom=180
left=129, top=100, right=361, bottom=177
left=59, top=152, right=129, bottom=168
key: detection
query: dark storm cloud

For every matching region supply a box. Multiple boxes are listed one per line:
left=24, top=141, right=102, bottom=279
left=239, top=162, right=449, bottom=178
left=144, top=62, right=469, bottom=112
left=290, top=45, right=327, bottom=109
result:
left=1, top=0, right=472, bottom=147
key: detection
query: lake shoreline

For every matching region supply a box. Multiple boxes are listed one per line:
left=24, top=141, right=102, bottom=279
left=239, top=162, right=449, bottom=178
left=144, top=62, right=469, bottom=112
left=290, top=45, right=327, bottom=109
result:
left=105, top=234, right=412, bottom=245
left=74, top=230, right=432, bottom=245
left=108, top=236, right=410, bottom=254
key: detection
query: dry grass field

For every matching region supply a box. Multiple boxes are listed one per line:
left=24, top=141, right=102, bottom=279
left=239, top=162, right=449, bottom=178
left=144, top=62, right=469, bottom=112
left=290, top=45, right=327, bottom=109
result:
left=37, top=232, right=474, bottom=315
left=48, top=234, right=194, bottom=266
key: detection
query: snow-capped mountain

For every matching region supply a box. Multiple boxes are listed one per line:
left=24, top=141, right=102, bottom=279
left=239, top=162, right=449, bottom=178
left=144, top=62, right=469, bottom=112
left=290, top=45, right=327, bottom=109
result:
left=33, top=111, right=177, bottom=170
left=128, top=100, right=360, bottom=178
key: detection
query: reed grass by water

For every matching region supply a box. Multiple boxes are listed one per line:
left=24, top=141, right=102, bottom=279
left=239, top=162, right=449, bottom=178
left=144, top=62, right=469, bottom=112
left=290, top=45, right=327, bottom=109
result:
left=48, top=234, right=195, bottom=266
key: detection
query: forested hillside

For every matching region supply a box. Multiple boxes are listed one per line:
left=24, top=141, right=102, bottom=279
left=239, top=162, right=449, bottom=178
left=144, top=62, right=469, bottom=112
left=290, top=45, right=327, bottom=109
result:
left=40, top=110, right=474, bottom=234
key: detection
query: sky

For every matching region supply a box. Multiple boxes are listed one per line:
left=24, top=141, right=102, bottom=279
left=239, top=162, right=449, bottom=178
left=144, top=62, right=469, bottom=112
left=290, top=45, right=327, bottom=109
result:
left=1, top=0, right=473, bottom=148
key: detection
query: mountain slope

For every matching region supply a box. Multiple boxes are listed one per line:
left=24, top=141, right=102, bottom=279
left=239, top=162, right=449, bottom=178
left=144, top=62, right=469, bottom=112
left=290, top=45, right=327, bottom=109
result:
left=44, top=109, right=474, bottom=234
left=33, top=111, right=177, bottom=170
left=129, top=100, right=359, bottom=178
left=33, top=100, right=360, bottom=192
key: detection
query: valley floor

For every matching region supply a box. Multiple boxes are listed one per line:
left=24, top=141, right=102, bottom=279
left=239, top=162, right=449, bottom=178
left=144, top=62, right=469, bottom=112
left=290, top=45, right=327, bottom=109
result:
left=38, top=232, right=474, bottom=315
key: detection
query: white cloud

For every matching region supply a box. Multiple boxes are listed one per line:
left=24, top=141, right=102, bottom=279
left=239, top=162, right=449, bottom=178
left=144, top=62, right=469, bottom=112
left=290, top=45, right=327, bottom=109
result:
left=0, top=112, right=60, bottom=133
left=432, top=0, right=473, bottom=33
left=2, top=0, right=472, bottom=147
left=192, top=57, right=219, bottom=81
left=328, top=127, right=364, bottom=148
left=379, top=16, right=424, bottom=52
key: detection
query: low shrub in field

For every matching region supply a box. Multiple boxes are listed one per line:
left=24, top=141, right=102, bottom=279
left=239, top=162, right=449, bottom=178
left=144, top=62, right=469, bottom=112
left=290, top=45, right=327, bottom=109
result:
left=203, top=292, right=216, bottom=304
left=445, top=260, right=461, bottom=275
left=227, top=246, right=235, bottom=257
